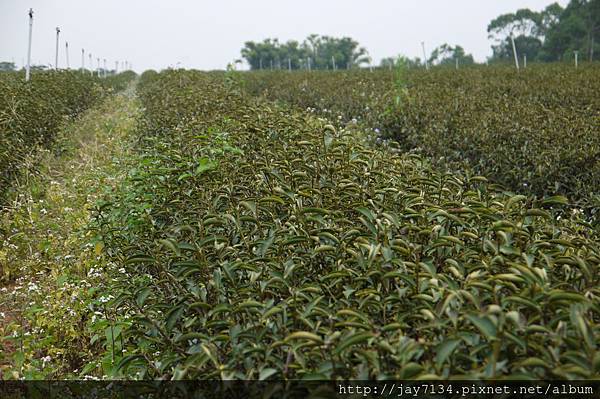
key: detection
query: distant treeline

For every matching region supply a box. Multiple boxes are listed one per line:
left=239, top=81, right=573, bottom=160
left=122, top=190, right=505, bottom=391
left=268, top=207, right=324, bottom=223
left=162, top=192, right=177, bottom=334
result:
left=240, top=34, right=370, bottom=71
left=239, top=0, right=598, bottom=69
left=488, top=0, right=599, bottom=62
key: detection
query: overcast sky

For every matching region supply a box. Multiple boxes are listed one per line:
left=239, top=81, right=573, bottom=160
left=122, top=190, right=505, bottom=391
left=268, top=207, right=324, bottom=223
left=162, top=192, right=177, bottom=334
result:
left=0, top=0, right=567, bottom=72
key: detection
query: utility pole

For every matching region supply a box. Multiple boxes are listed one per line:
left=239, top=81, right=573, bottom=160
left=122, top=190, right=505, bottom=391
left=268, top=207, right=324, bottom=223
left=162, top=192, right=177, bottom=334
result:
left=288, top=58, right=291, bottom=71
left=115, top=60, right=118, bottom=74
left=103, top=58, right=107, bottom=78
left=97, top=57, right=100, bottom=77
left=89, top=53, right=93, bottom=75
left=65, top=41, right=70, bottom=69
left=574, top=50, right=578, bottom=68
left=307, top=57, right=311, bottom=72
left=55, top=27, right=60, bottom=70
left=81, top=48, right=84, bottom=71
left=510, top=34, right=520, bottom=70
left=421, top=42, right=429, bottom=70
left=331, top=55, right=336, bottom=71
left=523, top=54, right=527, bottom=69
left=455, top=57, right=458, bottom=70
left=26, top=8, right=34, bottom=81
left=259, top=58, right=263, bottom=70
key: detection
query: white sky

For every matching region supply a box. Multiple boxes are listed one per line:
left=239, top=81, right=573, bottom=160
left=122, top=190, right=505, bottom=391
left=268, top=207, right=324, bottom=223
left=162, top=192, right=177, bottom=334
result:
left=0, top=0, right=567, bottom=72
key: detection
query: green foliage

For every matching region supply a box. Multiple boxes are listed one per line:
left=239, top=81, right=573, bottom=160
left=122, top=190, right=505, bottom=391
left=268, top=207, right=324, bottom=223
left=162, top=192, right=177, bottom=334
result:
left=104, top=70, right=138, bottom=92
left=241, top=34, right=369, bottom=70
left=242, top=65, right=600, bottom=220
left=542, top=0, right=600, bottom=61
left=0, top=71, right=101, bottom=202
left=488, top=0, right=599, bottom=62
left=0, top=62, right=16, bottom=72
left=0, top=71, right=135, bottom=203
left=90, top=70, right=600, bottom=380
left=491, top=35, right=543, bottom=62
left=380, top=55, right=422, bottom=69
left=0, top=92, right=139, bottom=378
left=428, top=44, right=475, bottom=67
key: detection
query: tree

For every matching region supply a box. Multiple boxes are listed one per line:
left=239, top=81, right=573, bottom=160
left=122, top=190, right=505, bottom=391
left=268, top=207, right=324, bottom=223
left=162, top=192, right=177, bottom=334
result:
left=487, top=3, right=564, bottom=61
left=492, top=35, right=544, bottom=61
left=542, top=0, right=600, bottom=61
left=380, top=55, right=422, bottom=69
left=299, top=35, right=369, bottom=69
left=240, top=35, right=370, bottom=70
left=0, top=62, right=16, bottom=71
left=488, top=8, right=544, bottom=43
left=241, top=38, right=285, bottom=70
left=487, top=0, right=599, bottom=62
left=428, top=44, right=475, bottom=66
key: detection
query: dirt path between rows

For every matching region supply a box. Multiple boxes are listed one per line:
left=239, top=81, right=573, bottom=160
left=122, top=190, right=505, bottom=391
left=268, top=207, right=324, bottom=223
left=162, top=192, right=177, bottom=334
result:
left=0, top=86, right=139, bottom=378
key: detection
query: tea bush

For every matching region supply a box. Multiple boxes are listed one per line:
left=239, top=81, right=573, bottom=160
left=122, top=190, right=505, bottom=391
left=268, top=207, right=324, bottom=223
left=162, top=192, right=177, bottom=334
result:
left=242, top=65, right=600, bottom=217
left=92, top=70, right=600, bottom=380
left=0, top=71, right=135, bottom=202
left=105, top=70, right=138, bottom=92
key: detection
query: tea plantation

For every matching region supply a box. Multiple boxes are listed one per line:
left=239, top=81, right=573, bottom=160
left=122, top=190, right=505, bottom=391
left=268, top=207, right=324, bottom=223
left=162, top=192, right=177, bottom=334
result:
left=243, top=66, right=600, bottom=218
left=0, top=67, right=599, bottom=381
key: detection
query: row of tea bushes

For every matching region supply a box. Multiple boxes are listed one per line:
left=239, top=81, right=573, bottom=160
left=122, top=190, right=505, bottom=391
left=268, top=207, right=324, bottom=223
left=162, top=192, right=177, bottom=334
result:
left=90, top=70, right=600, bottom=380
left=104, top=70, right=138, bottom=92
left=241, top=65, right=600, bottom=221
left=0, top=71, right=135, bottom=202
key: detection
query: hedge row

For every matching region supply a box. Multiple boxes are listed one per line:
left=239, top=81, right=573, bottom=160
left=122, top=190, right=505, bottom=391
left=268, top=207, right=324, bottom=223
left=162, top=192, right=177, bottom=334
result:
left=242, top=65, right=600, bottom=219
left=89, top=70, right=600, bottom=379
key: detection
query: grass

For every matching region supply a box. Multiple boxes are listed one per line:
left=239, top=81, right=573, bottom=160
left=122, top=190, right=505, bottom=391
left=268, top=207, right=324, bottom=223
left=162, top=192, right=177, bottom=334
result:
left=0, top=88, right=139, bottom=379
